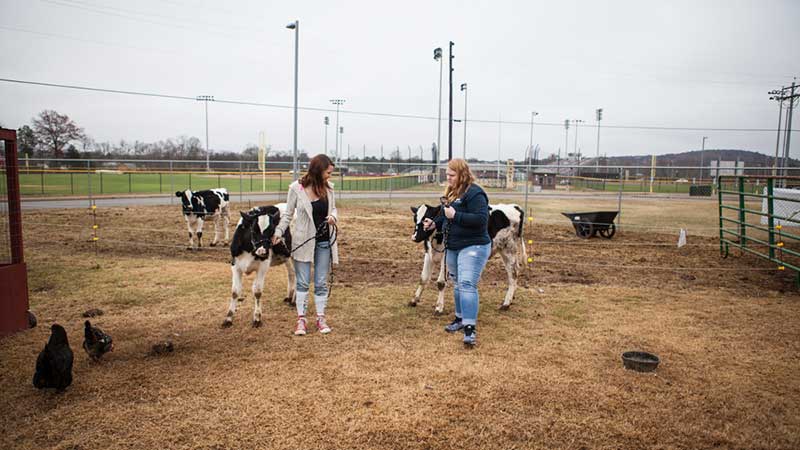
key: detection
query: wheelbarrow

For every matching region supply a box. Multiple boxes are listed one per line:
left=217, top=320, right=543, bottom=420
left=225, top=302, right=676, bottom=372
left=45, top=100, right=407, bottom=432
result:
left=561, top=211, right=619, bottom=239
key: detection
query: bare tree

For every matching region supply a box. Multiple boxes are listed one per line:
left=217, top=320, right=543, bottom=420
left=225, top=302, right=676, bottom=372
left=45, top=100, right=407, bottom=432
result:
left=32, top=110, right=85, bottom=158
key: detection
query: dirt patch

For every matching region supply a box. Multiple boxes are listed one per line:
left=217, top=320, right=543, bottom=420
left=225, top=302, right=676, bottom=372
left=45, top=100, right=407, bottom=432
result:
left=2, top=201, right=799, bottom=449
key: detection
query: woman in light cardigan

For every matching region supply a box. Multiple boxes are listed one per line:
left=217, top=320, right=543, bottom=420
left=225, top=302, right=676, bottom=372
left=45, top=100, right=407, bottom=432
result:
left=272, top=154, right=339, bottom=336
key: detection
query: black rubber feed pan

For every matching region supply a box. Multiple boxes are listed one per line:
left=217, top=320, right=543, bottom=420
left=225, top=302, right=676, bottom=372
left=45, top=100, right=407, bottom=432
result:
left=621, top=351, right=660, bottom=372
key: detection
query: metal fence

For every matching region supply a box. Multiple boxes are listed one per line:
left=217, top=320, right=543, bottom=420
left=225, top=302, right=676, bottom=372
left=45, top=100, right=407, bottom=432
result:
left=718, top=175, right=800, bottom=282
left=14, top=158, right=800, bottom=198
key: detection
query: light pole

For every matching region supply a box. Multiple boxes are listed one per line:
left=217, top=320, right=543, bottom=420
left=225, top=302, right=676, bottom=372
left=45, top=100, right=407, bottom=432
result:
left=433, top=47, right=443, bottom=181
left=529, top=111, right=538, bottom=167
left=196, top=95, right=214, bottom=171
left=525, top=111, right=539, bottom=217
left=286, top=20, right=299, bottom=181
left=324, top=116, right=329, bottom=155
left=700, top=136, right=708, bottom=181
left=573, top=119, right=584, bottom=177
left=461, top=83, right=468, bottom=159
left=338, top=126, right=344, bottom=166
left=572, top=119, right=584, bottom=156
left=448, top=41, right=454, bottom=161
left=595, top=108, right=603, bottom=169
left=330, top=99, right=345, bottom=163
left=562, top=119, right=569, bottom=173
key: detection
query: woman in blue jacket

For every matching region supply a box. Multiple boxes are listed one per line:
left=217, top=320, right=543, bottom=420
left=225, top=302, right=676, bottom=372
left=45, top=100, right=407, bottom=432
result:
left=423, top=158, right=491, bottom=347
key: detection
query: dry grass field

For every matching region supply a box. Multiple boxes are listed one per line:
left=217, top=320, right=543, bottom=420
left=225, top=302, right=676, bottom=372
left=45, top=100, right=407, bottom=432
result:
left=1, top=196, right=799, bottom=449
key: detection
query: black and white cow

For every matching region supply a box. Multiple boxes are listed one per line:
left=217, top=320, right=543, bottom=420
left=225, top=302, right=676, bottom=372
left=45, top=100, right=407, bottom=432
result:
left=410, top=203, right=527, bottom=313
left=175, top=188, right=231, bottom=250
left=223, top=204, right=295, bottom=328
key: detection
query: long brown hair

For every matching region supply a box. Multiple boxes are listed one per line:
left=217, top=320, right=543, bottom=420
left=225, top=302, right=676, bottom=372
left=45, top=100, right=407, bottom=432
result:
left=300, top=154, right=335, bottom=199
left=443, top=158, right=476, bottom=203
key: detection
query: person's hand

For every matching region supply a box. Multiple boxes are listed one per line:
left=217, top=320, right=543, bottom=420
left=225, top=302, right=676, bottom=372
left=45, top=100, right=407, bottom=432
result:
left=271, top=235, right=281, bottom=246
left=326, top=215, right=336, bottom=225
left=444, top=206, right=455, bottom=219
left=423, top=218, right=435, bottom=231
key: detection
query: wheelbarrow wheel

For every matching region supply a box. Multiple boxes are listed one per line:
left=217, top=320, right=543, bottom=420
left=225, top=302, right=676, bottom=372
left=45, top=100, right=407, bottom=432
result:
left=575, top=222, right=594, bottom=239
left=599, top=223, right=616, bottom=239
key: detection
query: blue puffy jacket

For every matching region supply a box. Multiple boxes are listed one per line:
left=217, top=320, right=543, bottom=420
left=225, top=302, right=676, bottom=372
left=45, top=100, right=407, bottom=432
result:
left=434, top=184, right=491, bottom=250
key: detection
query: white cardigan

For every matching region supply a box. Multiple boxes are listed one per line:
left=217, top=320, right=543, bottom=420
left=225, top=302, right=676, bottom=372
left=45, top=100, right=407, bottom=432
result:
left=273, top=180, right=339, bottom=264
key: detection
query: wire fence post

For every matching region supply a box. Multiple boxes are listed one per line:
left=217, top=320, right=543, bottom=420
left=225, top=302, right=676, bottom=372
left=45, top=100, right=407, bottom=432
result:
left=617, top=167, right=623, bottom=233
left=40, top=170, right=44, bottom=195
left=389, top=176, right=393, bottom=208
left=239, top=161, right=243, bottom=204
left=169, top=160, right=174, bottom=204
left=87, top=160, right=92, bottom=207
left=524, top=162, right=530, bottom=217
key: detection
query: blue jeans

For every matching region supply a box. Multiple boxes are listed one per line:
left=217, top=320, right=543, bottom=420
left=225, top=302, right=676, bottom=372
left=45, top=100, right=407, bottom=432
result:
left=294, top=240, right=332, bottom=296
left=446, top=243, right=491, bottom=326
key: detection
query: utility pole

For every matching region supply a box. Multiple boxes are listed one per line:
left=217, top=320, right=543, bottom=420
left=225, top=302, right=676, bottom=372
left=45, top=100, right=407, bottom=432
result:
left=700, top=136, right=708, bottom=182
left=497, top=113, right=502, bottom=179
left=770, top=82, right=799, bottom=184
left=196, top=95, right=214, bottom=171
left=448, top=41, right=454, bottom=161
left=784, top=82, right=797, bottom=180
left=770, top=91, right=784, bottom=177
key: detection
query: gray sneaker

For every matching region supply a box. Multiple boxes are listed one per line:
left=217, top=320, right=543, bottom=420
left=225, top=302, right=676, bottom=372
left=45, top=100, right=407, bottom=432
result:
left=463, top=325, right=477, bottom=347
left=444, top=317, right=464, bottom=333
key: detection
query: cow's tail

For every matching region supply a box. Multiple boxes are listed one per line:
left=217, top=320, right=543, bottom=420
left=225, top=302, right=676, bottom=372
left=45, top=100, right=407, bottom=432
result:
left=514, top=205, right=527, bottom=270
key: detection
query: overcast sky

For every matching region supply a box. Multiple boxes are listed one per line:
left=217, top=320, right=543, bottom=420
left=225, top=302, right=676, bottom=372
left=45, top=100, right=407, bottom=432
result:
left=1, top=0, right=798, bottom=161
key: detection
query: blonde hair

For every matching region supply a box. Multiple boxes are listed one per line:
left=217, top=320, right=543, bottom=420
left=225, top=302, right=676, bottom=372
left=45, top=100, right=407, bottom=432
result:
left=443, top=158, right=476, bottom=203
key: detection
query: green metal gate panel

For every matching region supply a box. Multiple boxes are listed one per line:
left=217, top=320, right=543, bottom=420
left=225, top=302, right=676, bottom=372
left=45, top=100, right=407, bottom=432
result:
left=718, top=175, right=800, bottom=282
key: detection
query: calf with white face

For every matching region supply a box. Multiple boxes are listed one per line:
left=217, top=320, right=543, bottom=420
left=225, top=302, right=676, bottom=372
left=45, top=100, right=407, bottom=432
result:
left=409, top=204, right=448, bottom=313
left=224, top=204, right=296, bottom=328
left=175, top=188, right=231, bottom=250
left=410, top=202, right=527, bottom=313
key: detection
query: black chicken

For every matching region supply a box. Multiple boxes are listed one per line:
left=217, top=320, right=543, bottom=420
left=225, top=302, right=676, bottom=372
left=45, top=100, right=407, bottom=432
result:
left=33, top=324, right=74, bottom=391
left=83, top=320, right=113, bottom=360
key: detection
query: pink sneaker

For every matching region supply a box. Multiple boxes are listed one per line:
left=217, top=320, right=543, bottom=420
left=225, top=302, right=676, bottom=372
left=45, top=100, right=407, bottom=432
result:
left=316, top=316, right=332, bottom=334
left=294, top=316, right=307, bottom=336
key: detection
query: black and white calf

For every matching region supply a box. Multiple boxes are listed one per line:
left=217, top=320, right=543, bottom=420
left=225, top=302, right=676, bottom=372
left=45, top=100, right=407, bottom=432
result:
left=175, top=188, right=231, bottom=249
left=223, top=204, right=295, bottom=328
left=410, top=203, right=527, bottom=313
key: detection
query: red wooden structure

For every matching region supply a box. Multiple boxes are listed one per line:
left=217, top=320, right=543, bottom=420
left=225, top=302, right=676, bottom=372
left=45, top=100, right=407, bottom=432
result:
left=0, top=128, right=30, bottom=337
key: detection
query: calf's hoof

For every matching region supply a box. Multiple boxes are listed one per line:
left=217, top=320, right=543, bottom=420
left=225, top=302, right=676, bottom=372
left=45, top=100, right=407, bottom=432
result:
left=499, top=304, right=511, bottom=311
left=433, top=309, right=444, bottom=316
left=209, top=242, right=217, bottom=247
left=408, top=300, right=417, bottom=307
left=221, top=320, right=233, bottom=328
left=252, top=320, right=262, bottom=328
left=283, top=297, right=292, bottom=304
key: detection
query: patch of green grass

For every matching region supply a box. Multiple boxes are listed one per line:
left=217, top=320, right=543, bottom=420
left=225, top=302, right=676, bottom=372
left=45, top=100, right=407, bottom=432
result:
left=550, top=299, right=588, bottom=327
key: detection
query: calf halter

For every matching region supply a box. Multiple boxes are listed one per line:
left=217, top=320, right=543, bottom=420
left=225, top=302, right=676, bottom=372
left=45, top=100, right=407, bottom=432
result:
left=250, top=220, right=272, bottom=253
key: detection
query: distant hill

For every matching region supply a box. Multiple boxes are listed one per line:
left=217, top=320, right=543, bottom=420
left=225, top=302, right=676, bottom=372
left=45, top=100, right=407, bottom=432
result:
left=596, top=149, right=798, bottom=168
